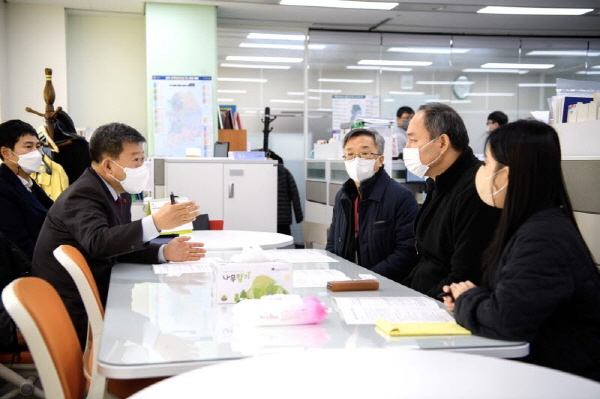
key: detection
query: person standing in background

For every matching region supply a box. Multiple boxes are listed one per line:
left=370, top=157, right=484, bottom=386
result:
left=486, top=111, right=508, bottom=132
left=394, top=106, right=415, bottom=154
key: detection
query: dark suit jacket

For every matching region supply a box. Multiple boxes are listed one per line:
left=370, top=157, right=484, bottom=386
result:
left=32, top=167, right=160, bottom=344
left=0, top=163, right=53, bottom=259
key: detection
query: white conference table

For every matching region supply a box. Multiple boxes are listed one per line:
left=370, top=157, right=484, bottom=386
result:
left=98, top=250, right=528, bottom=379
left=186, top=230, right=293, bottom=250
left=128, top=349, right=600, bottom=399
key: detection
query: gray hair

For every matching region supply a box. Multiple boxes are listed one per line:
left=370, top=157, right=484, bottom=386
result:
left=342, top=128, right=385, bottom=154
left=419, top=103, right=469, bottom=152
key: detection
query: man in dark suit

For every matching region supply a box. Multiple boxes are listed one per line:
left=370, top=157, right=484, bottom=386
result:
left=33, top=122, right=206, bottom=347
left=0, top=120, right=54, bottom=259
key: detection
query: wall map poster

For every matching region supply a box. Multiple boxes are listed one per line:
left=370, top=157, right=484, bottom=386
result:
left=152, top=76, right=214, bottom=157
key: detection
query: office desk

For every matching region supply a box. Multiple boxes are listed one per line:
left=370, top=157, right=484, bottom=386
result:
left=187, top=230, right=293, bottom=250
left=98, top=250, right=528, bottom=379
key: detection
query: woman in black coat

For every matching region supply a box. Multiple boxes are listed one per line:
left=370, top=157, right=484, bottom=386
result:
left=442, top=120, right=600, bottom=382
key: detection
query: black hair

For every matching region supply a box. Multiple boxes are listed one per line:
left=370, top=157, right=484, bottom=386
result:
left=0, top=120, right=38, bottom=161
left=89, top=122, right=146, bottom=163
left=419, top=103, right=469, bottom=152
left=487, top=111, right=508, bottom=126
left=343, top=127, right=385, bottom=154
left=481, top=119, right=590, bottom=285
left=396, top=106, right=415, bottom=118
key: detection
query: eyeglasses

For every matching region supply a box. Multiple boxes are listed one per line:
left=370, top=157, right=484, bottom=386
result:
left=342, top=152, right=382, bottom=161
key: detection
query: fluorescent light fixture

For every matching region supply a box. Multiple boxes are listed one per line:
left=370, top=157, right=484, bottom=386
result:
left=346, top=66, right=412, bottom=72
left=383, top=99, right=395, bottom=102
left=467, top=92, right=515, bottom=97
left=450, top=100, right=471, bottom=104
left=280, top=0, right=398, bottom=10
left=218, top=89, right=247, bottom=93
left=226, top=56, right=302, bottom=63
left=359, top=60, right=432, bottom=66
left=388, top=47, right=469, bottom=54
left=243, top=110, right=258, bottom=114
left=576, top=71, right=600, bottom=75
left=518, top=83, right=557, bottom=87
left=239, top=42, right=325, bottom=50
left=220, top=63, right=291, bottom=70
left=318, top=78, right=374, bottom=83
left=416, top=81, right=474, bottom=85
left=247, top=33, right=305, bottom=41
left=217, top=98, right=234, bottom=102
left=308, top=89, right=342, bottom=93
left=287, top=91, right=305, bottom=95
left=482, top=63, right=554, bottom=69
left=463, top=68, right=529, bottom=74
left=389, top=91, right=425, bottom=95
left=316, top=108, right=332, bottom=112
left=527, top=50, right=600, bottom=56
left=271, top=99, right=305, bottom=104
left=426, top=99, right=449, bottom=103
left=218, top=77, right=268, bottom=83
left=477, top=6, right=593, bottom=16
left=308, top=96, right=321, bottom=100
left=593, top=65, right=600, bottom=69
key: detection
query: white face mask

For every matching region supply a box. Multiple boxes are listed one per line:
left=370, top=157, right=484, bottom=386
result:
left=345, top=157, right=379, bottom=183
left=475, top=166, right=508, bottom=208
left=403, top=136, right=441, bottom=178
left=110, top=160, right=149, bottom=194
left=9, top=150, right=43, bottom=174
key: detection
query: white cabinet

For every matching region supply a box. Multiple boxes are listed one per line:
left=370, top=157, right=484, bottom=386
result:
left=155, top=158, right=277, bottom=232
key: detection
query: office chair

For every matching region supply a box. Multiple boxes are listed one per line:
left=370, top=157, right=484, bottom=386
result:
left=2, top=277, right=86, bottom=399
left=53, top=245, right=162, bottom=399
left=0, top=347, right=44, bottom=398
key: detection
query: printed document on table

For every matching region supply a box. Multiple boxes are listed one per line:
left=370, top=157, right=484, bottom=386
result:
left=293, top=269, right=350, bottom=288
left=334, top=297, right=454, bottom=325
left=152, top=258, right=220, bottom=275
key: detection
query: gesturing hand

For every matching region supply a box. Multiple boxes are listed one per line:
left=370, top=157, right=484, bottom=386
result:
left=152, top=200, right=200, bottom=231
left=164, top=236, right=206, bottom=262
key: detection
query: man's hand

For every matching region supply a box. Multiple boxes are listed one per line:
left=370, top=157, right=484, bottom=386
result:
left=164, top=236, right=206, bottom=262
left=152, top=200, right=200, bottom=231
left=450, top=280, right=477, bottom=300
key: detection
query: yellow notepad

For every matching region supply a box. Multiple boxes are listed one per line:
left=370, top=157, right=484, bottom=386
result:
left=375, top=319, right=471, bottom=337
left=146, top=198, right=194, bottom=235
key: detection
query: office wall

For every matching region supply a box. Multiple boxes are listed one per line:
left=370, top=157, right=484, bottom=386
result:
left=145, top=3, right=218, bottom=156
left=4, top=3, right=68, bottom=127
left=66, top=11, right=146, bottom=133
left=0, top=2, right=7, bottom=120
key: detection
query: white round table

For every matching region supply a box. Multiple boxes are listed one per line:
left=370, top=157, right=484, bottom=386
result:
left=128, top=349, right=600, bottom=399
left=186, top=230, right=293, bottom=251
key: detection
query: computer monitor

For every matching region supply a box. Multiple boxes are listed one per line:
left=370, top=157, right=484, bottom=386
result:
left=214, top=141, right=230, bottom=157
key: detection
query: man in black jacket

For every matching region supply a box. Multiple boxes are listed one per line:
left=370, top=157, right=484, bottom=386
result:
left=32, top=122, right=206, bottom=348
left=402, top=103, right=500, bottom=298
left=326, top=128, right=418, bottom=283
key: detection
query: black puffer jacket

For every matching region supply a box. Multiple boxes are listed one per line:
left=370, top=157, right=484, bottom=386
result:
left=277, top=164, right=303, bottom=225
left=455, top=207, right=600, bottom=382
left=326, top=168, right=418, bottom=282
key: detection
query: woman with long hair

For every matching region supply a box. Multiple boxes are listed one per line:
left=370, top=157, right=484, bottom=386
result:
left=442, top=119, right=600, bottom=382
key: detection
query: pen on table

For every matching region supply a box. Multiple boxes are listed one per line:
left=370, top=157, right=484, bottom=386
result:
left=437, top=291, right=454, bottom=299
left=170, top=192, right=176, bottom=205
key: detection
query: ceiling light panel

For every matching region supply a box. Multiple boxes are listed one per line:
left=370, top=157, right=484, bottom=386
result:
left=247, top=33, right=305, bottom=41
left=527, top=50, right=600, bottom=56
left=462, top=68, right=529, bottom=74
left=226, top=56, right=302, bottom=63
left=218, top=77, right=268, bottom=83
left=388, top=47, right=470, bottom=54
left=477, top=6, right=593, bottom=16
left=318, top=78, right=374, bottom=83
left=481, top=63, right=554, bottom=69
left=359, top=60, right=432, bottom=66
left=280, top=0, right=398, bottom=11
left=347, top=66, right=412, bottom=71
left=239, top=43, right=325, bottom=50
left=220, top=63, right=291, bottom=70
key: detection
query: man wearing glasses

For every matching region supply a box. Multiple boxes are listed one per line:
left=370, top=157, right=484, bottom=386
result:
left=326, top=128, right=419, bottom=283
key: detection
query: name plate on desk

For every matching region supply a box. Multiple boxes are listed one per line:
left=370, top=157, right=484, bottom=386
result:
left=214, top=262, right=293, bottom=304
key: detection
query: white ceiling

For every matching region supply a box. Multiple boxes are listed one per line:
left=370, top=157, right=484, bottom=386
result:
left=6, top=0, right=600, bottom=36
